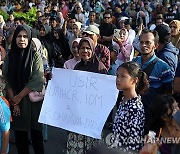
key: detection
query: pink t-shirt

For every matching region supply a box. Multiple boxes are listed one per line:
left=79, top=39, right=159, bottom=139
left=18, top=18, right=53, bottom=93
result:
left=64, top=58, right=80, bottom=70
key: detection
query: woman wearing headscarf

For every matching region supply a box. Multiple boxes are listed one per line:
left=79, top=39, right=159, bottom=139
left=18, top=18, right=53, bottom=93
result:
left=74, top=2, right=84, bottom=23
left=113, top=28, right=132, bottom=64
left=74, top=37, right=107, bottom=73
left=2, top=25, right=44, bottom=154
left=0, top=15, right=5, bottom=29
left=66, top=37, right=107, bottom=154
left=52, top=28, right=71, bottom=60
left=64, top=38, right=81, bottom=69
left=68, top=21, right=82, bottom=46
left=31, top=37, right=48, bottom=141
left=169, top=20, right=180, bottom=50
left=32, top=38, right=48, bottom=71
left=39, top=24, right=54, bottom=67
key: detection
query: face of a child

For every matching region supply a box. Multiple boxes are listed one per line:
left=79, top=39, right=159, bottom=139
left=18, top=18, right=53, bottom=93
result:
left=72, top=24, right=80, bottom=35
left=71, top=41, right=79, bottom=58
left=53, top=31, right=59, bottom=39
left=116, top=67, right=136, bottom=90
left=119, top=29, right=127, bottom=42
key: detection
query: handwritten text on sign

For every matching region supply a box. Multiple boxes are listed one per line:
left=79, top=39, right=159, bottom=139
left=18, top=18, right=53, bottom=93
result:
left=38, top=68, right=118, bottom=139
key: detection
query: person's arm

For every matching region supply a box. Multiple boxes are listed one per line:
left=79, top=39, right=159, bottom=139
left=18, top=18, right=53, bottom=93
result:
left=174, top=63, right=180, bottom=93
left=113, top=37, right=132, bottom=61
left=62, top=14, right=69, bottom=36
left=1, top=130, right=9, bottom=154
left=11, top=87, right=32, bottom=106
left=132, top=35, right=140, bottom=52
left=62, top=20, right=68, bottom=36
left=2, top=55, right=14, bottom=104
left=120, top=45, right=132, bottom=62
left=6, top=88, right=14, bottom=104
left=161, top=64, right=173, bottom=94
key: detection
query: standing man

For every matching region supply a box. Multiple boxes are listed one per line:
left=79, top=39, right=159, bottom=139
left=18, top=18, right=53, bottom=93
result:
left=86, top=11, right=99, bottom=27
left=133, top=29, right=173, bottom=134
left=155, top=24, right=179, bottom=77
left=98, top=11, right=116, bottom=48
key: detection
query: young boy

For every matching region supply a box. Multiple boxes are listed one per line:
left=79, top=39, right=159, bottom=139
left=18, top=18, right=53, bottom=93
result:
left=0, top=75, right=10, bottom=154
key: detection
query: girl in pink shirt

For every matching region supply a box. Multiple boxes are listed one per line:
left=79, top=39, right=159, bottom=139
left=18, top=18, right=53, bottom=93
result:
left=113, top=28, right=132, bottom=63
left=64, top=38, right=81, bottom=69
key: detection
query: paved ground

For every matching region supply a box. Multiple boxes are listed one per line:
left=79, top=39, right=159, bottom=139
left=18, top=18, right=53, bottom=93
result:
left=9, top=126, right=68, bottom=154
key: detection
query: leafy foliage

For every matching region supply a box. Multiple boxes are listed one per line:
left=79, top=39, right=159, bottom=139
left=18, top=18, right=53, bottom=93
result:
left=0, top=11, right=9, bottom=21
left=0, top=7, right=38, bottom=26
left=13, top=7, right=38, bottom=26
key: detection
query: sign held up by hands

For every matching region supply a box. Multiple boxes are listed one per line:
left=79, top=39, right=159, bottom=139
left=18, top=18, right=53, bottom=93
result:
left=39, top=68, right=118, bottom=139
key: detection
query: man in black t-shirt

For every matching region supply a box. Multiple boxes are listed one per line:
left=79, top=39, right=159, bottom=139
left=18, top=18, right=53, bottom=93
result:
left=98, top=11, right=116, bottom=48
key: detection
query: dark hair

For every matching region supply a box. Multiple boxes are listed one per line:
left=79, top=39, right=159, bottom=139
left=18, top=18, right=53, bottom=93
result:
left=14, top=17, right=20, bottom=22
left=118, top=62, right=149, bottom=95
left=149, top=95, right=175, bottom=135
left=89, top=11, right=96, bottom=15
left=139, top=29, right=159, bottom=45
left=37, top=10, right=42, bottom=13
left=103, top=11, right=112, bottom=18
left=19, top=17, right=25, bottom=21
left=155, top=17, right=163, bottom=24
left=159, top=35, right=171, bottom=44
left=155, top=13, right=164, bottom=20
left=49, top=17, right=56, bottom=21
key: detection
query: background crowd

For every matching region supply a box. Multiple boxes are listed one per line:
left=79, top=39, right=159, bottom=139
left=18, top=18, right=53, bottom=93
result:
left=0, top=0, right=179, bottom=154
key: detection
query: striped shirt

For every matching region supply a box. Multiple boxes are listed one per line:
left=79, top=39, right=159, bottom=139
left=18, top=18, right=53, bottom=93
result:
left=133, top=54, right=173, bottom=96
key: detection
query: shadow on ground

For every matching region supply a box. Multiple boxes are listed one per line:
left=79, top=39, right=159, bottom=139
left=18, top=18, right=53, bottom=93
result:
left=9, top=126, right=68, bottom=154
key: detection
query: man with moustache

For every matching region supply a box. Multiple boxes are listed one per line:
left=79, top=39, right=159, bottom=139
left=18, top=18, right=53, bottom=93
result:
left=133, top=29, right=173, bottom=135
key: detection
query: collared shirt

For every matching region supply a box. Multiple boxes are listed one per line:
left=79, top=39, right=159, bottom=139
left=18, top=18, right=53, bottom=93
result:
left=133, top=54, right=173, bottom=96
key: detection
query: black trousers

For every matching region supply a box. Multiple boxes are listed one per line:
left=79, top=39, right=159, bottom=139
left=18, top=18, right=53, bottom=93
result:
left=15, top=129, right=44, bottom=154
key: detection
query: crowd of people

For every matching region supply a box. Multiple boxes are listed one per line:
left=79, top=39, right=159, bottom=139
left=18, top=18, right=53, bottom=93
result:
left=0, top=0, right=179, bottom=154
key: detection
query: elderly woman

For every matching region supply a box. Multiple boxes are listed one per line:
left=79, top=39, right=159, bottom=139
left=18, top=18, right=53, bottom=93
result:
left=169, top=20, right=180, bottom=50
left=2, top=25, right=44, bottom=154
left=66, top=37, right=107, bottom=154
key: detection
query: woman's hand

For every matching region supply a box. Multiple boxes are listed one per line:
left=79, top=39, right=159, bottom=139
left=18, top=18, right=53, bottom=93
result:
left=140, top=142, right=161, bottom=154
left=11, top=95, right=22, bottom=106
left=13, top=105, right=20, bottom=116
left=113, top=36, right=123, bottom=48
left=137, top=23, right=144, bottom=36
